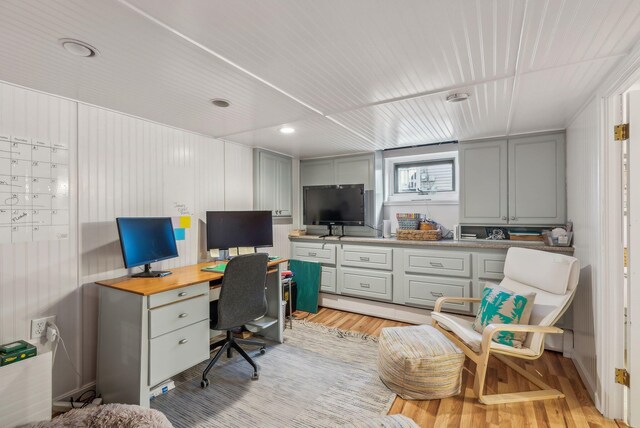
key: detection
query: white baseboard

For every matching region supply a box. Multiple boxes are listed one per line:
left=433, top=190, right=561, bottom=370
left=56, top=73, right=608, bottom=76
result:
left=572, top=355, right=599, bottom=408
left=54, top=381, right=97, bottom=402
left=318, top=293, right=475, bottom=325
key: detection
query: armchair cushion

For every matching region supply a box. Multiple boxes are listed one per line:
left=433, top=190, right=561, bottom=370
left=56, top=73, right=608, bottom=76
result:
left=471, top=283, right=536, bottom=348
left=432, top=312, right=538, bottom=357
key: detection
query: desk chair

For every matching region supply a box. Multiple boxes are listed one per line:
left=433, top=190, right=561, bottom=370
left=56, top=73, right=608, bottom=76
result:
left=201, top=253, right=268, bottom=388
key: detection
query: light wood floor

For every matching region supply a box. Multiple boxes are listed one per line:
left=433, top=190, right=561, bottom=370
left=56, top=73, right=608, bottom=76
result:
left=293, top=307, right=626, bottom=428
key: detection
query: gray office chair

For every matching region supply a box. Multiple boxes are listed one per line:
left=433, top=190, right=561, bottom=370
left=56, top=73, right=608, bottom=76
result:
left=201, top=253, right=269, bottom=388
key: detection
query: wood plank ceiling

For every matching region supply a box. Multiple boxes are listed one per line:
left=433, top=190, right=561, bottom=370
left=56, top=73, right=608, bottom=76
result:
left=1, top=0, right=639, bottom=158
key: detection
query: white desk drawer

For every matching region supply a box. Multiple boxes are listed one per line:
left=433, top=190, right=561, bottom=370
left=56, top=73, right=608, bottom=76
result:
left=340, top=267, right=392, bottom=301
left=149, top=295, right=209, bottom=339
left=148, top=282, right=209, bottom=309
left=340, top=245, right=392, bottom=270
left=292, top=243, right=336, bottom=264
left=320, top=266, right=337, bottom=293
left=149, top=320, right=209, bottom=386
left=404, top=275, right=473, bottom=313
left=477, top=254, right=506, bottom=280
left=404, top=250, right=471, bottom=277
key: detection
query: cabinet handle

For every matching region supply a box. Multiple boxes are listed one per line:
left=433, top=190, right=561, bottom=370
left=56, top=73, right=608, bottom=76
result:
left=360, top=283, right=371, bottom=288
left=178, top=313, right=188, bottom=318
left=308, top=252, right=317, bottom=257
left=359, top=256, right=370, bottom=262
left=178, top=292, right=187, bottom=297
left=429, top=261, right=444, bottom=267
left=179, top=339, right=188, bottom=345
left=502, top=216, right=507, bottom=220
left=510, top=216, right=515, bottom=220
left=431, top=291, right=444, bottom=297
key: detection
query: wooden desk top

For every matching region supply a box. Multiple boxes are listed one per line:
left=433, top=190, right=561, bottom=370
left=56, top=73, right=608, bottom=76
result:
left=95, top=259, right=288, bottom=296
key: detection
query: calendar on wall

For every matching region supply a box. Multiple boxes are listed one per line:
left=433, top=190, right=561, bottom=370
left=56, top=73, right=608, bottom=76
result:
left=0, top=134, right=69, bottom=243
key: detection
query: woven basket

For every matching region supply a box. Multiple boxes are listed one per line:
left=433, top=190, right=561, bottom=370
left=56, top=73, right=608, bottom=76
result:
left=396, top=229, right=442, bottom=241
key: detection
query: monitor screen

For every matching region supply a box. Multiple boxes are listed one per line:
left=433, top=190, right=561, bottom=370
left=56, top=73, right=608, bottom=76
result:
left=206, top=210, right=273, bottom=250
left=116, top=217, right=179, bottom=268
left=303, top=184, right=365, bottom=226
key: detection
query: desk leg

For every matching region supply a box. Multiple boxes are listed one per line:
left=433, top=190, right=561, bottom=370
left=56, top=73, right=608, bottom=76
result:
left=260, top=265, right=284, bottom=343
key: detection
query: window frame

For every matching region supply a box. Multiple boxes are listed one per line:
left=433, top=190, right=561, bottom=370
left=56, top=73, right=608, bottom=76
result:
left=384, top=150, right=459, bottom=204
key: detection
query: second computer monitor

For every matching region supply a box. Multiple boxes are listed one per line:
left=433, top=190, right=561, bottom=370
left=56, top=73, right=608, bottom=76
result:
left=206, top=210, right=273, bottom=250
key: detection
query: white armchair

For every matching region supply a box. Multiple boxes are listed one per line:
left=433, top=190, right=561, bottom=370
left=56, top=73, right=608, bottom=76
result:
left=431, top=247, right=580, bottom=405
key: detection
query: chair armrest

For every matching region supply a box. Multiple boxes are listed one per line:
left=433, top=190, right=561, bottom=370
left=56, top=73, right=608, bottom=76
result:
left=433, top=297, right=481, bottom=313
left=481, top=323, right=563, bottom=352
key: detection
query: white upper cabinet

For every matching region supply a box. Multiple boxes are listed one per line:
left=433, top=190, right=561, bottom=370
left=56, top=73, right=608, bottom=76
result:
left=508, top=133, right=566, bottom=225
left=459, top=139, right=509, bottom=224
left=254, top=149, right=292, bottom=217
left=459, top=132, right=566, bottom=225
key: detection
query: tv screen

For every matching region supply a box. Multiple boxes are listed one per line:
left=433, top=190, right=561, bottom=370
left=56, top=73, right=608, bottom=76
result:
left=206, top=210, right=273, bottom=250
left=116, top=217, right=179, bottom=269
left=303, top=184, right=365, bottom=226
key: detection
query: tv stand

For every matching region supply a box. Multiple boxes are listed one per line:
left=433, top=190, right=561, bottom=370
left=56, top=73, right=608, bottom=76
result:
left=319, top=225, right=345, bottom=239
left=131, top=263, right=172, bottom=278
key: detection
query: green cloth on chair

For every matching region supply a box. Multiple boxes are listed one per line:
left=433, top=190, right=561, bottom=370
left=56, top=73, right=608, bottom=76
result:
left=289, top=259, right=321, bottom=313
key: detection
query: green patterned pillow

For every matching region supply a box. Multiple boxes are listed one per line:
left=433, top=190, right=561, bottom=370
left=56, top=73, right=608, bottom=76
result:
left=472, top=283, right=536, bottom=348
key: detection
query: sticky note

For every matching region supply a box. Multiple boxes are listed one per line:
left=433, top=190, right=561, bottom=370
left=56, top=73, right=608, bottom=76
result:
left=171, top=217, right=180, bottom=228
left=209, top=248, right=220, bottom=259
left=238, top=247, right=255, bottom=255
left=174, top=228, right=186, bottom=241
left=179, top=216, right=191, bottom=229
left=229, top=247, right=238, bottom=257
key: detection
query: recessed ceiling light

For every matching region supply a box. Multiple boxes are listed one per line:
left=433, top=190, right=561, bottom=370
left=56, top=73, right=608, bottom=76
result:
left=446, top=93, right=470, bottom=103
left=210, top=98, right=231, bottom=108
left=279, top=126, right=295, bottom=134
left=59, top=38, right=98, bottom=57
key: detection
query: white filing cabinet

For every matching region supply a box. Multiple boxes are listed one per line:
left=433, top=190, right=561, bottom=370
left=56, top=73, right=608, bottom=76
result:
left=97, top=282, right=210, bottom=407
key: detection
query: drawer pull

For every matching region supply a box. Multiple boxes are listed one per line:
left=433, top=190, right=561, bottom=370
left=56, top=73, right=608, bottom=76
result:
left=360, top=283, right=371, bottom=288
left=429, top=261, right=444, bottom=267
left=179, top=339, right=188, bottom=345
left=430, top=291, right=444, bottom=298
left=359, top=256, right=370, bottom=262
left=178, top=292, right=187, bottom=297
left=178, top=313, right=188, bottom=318
left=308, top=252, right=317, bottom=256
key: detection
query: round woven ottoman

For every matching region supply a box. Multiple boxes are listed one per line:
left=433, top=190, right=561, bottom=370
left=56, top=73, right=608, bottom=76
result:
left=377, top=325, right=465, bottom=400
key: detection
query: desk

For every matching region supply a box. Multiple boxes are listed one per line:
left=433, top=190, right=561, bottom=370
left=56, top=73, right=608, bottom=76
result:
left=95, top=259, right=287, bottom=407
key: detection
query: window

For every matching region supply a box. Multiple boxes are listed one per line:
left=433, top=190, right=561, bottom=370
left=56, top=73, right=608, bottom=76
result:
left=394, top=159, right=455, bottom=194
left=384, top=150, right=458, bottom=203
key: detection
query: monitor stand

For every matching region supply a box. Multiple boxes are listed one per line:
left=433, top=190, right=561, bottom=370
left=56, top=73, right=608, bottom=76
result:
left=131, top=263, right=172, bottom=278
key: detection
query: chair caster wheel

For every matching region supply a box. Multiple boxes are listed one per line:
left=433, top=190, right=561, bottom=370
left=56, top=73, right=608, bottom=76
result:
left=251, top=372, right=259, bottom=381
left=260, top=347, right=266, bottom=355
left=201, top=378, right=210, bottom=388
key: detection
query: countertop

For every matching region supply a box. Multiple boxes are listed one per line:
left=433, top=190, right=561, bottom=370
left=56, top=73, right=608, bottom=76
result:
left=288, top=234, right=574, bottom=254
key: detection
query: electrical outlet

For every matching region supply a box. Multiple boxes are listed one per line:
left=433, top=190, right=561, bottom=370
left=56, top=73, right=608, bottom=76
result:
left=30, top=315, right=56, bottom=339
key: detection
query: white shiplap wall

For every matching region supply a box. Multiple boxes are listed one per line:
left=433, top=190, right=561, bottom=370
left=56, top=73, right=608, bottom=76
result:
left=0, top=82, right=79, bottom=397
left=566, top=97, right=600, bottom=401
left=78, top=104, right=226, bottom=384
left=0, top=81, right=260, bottom=399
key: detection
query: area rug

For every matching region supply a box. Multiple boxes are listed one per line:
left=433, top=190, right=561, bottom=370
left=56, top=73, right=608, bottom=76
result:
left=151, top=320, right=395, bottom=428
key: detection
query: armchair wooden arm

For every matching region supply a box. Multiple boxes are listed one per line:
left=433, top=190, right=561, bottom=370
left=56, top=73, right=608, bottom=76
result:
left=433, top=296, right=481, bottom=312
left=480, top=323, right=563, bottom=353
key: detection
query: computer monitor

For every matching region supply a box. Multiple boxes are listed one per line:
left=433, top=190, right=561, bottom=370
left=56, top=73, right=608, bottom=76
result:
left=206, top=210, right=273, bottom=251
left=116, top=217, right=179, bottom=277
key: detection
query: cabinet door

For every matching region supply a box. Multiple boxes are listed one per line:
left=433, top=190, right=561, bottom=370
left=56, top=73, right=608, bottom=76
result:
left=300, top=159, right=335, bottom=186
left=335, top=155, right=373, bottom=189
left=256, top=151, right=277, bottom=213
left=275, top=156, right=292, bottom=216
left=459, top=139, right=508, bottom=224
left=508, top=133, right=565, bottom=225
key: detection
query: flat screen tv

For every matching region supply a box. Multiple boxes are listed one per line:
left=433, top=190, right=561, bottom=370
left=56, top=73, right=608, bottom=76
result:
left=116, top=217, right=179, bottom=277
left=303, top=184, right=365, bottom=226
left=206, top=210, right=273, bottom=250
